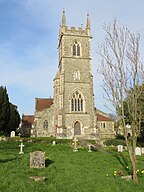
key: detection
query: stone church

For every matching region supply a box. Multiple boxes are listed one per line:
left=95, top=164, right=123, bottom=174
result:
left=22, top=12, right=115, bottom=140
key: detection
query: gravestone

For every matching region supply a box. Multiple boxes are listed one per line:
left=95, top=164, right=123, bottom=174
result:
left=117, top=145, right=123, bottom=152
left=19, top=143, right=25, bottom=154
left=30, top=151, right=45, bottom=168
left=141, top=147, right=144, bottom=154
left=52, top=141, right=56, bottom=146
left=121, top=175, right=132, bottom=180
left=73, top=137, right=78, bottom=152
left=135, top=147, right=141, bottom=156
left=87, top=144, right=92, bottom=152
left=30, top=176, right=46, bottom=181
left=10, top=131, right=15, bottom=138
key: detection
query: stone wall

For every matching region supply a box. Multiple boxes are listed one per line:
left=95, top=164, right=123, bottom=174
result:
left=31, top=105, right=54, bottom=137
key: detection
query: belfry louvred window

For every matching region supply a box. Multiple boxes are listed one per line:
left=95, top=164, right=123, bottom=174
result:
left=73, top=44, right=76, bottom=56
left=71, top=91, right=83, bottom=112
left=73, top=41, right=80, bottom=56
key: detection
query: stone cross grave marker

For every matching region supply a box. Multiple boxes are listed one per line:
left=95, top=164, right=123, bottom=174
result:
left=30, top=151, right=45, bottom=168
left=18, top=133, right=21, bottom=137
left=73, top=137, right=78, bottom=152
left=87, top=144, right=92, bottom=152
left=10, top=131, right=15, bottom=138
left=19, top=143, right=25, bottom=154
left=117, top=145, right=123, bottom=152
left=135, top=147, right=141, bottom=156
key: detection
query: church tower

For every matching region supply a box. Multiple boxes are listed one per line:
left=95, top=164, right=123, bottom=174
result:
left=30, top=11, right=115, bottom=140
left=53, top=11, right=96, bottom=139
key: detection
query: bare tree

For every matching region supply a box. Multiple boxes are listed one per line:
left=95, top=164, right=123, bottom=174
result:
left=98, top=18, right=144, bottom=182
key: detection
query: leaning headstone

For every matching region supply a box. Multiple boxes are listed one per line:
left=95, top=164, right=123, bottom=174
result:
left=117, top=145, right=123, bottom=152
left=30, top=151, right=45, bottom=168
left=10, top=131, right=15, bottom=138
left=141, top=147, right=144, bottom=154
left=19, top=143, right=25, bottom=154
left=135, top=147, right=141, bottom=156
left=73, top=137, right=78, bottom=152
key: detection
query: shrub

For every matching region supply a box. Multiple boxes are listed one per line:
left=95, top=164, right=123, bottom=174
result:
left=115, top=134, right=125, bottom=140
left=104, top=138, right=125, bottom=146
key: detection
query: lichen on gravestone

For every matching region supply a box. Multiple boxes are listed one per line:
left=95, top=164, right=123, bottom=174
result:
left=30, top=151, right=45, bottom=168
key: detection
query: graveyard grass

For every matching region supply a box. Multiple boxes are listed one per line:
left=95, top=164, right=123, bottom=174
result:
left=0, top=139, right=144, bottom=192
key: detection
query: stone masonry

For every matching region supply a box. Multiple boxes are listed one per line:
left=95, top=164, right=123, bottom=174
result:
left=31, top=11, right=115, bottom=140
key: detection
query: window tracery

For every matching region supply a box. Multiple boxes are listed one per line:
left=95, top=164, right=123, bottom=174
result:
left=71, top=91, right=83, bottom=112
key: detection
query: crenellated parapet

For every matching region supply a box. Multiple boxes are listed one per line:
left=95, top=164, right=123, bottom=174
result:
left=62, top=26, right=87, bottom=36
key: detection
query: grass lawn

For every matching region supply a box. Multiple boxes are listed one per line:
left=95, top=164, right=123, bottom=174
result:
left=0, top=139, right=144, bottom=192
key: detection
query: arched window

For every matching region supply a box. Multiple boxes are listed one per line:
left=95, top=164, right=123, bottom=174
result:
left=77, top=44, right=80, bottom=56
left=74, top=69, right=80, bottom=80
left=43, top=120, right=48, bottom=129
left=73, top=44, right=76, bottom=56
left=73, top=41, right=80, bottom=56
left=71, top=91, right=83, bottom=112
left=101, top=122, right=106, bottom=129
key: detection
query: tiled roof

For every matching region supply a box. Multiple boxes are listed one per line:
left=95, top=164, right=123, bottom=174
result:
left=96, top=113, right=113, bottom=121
left=35, top=98, right=53, bottom=111
left=22, top=115, right=34, bottom=126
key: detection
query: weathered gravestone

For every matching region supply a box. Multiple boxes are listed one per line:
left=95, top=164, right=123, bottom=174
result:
left=117, top=145, right=123, bottom=152
left=87, top=144, right=92, bottom=152
left=121, top=175, right=132, bottom=180
left=52, top=141, right=56, bottom=146
left=30, top=176, right=46, bottom=182
left=30, top=151, right=45, bottom=168
left=141, top=147, right=144, bottom=154
left=135, top=147, right=141, bottom=156
left=10, top=131, right=15, bottom=138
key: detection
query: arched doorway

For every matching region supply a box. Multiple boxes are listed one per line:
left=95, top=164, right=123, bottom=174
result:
left=74, top=121, right=81, bottom=135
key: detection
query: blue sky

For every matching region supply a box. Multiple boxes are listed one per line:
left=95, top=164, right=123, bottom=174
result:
left=0, top=0, right=144, bottom=116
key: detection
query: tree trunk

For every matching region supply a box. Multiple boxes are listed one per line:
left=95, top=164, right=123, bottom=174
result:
left=132, top=156, right=138, bottom=182
left=128, top=144, right=138, bottom=182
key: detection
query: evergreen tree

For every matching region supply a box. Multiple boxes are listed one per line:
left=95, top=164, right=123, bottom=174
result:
left=7, top=103, right=20, bottom=134
left=0, top=86, right=10, bottom=133
left=0, top=86, right=20, bottom=134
